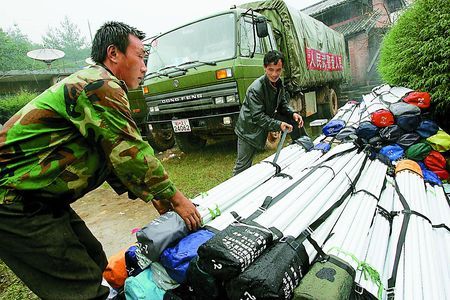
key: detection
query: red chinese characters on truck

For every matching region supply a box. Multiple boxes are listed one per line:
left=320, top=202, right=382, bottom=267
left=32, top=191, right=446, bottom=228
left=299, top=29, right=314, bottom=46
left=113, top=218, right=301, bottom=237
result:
left=306, top=47, right=343, bottom=71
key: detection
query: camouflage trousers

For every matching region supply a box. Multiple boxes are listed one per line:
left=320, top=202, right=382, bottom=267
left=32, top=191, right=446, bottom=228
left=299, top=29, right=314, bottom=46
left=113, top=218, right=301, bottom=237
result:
left=0, top=190, right=109, bottom=300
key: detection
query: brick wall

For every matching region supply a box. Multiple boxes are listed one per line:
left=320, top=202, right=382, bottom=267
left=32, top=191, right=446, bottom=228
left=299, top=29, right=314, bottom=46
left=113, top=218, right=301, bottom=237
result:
left=348, top=32, right=369, bottom=85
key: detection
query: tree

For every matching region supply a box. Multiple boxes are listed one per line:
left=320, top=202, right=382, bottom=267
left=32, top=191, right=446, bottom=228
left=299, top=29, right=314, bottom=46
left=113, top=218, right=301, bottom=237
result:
left=0, top=25, right=37, bottom=71
left=378, top=0, right=450, bottom=132
left=42, top=16, right=90, bottom=67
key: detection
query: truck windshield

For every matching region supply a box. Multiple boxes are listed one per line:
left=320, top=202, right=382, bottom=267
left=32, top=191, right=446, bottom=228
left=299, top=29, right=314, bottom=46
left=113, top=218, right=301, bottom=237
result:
left=147, top=13, right=236, bottom=73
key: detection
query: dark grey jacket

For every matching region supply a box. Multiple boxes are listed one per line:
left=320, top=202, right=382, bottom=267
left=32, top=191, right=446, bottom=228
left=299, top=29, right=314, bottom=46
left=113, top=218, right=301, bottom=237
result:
left=234, top=75, right=294, bottom=150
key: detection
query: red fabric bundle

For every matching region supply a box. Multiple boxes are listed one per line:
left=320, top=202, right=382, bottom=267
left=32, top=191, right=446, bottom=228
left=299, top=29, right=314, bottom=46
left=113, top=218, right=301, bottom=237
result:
left=402, top=92, right=431, bottom=109
left=433, top=169, right=449, bottom=180
left=424, top=150, right=449, bottom=180
left=424, top=150, right=446, bottom=171
left=371, top=109, right=395, bottom=127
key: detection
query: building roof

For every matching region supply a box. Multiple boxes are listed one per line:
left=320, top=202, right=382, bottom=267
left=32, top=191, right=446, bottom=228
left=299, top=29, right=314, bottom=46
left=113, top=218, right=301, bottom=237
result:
left=301, top=0, right=351, bottom=16
left=333, top=11, right=381, bottom=37
left=0, top=68, right=79, bottom=83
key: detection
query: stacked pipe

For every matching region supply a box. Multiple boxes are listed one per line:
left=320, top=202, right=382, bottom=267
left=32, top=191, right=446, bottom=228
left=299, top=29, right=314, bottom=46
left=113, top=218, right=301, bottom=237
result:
left=206, top=148, right=323, bottom=231
left=355, top=176, right=396, bottom=297
left=192, top=143, right=362, bottom=298
left=318, top=159, right=387, bottom=289
left=386, top=163, right=443, bottom=299
left=254, top=145, right=361, bottom=231
left=425, top=183, right=450, bottom=298
left=193, top=142, right=307, bottom=224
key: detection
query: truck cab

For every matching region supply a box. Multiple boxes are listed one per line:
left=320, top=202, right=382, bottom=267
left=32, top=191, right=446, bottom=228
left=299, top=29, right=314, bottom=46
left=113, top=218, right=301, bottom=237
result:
left=140, top=9, right=277, bottom=152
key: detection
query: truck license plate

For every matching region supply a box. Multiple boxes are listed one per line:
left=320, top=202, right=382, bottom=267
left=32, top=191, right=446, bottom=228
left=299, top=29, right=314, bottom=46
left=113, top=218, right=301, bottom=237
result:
left=172, top=119, right=191, bottom=133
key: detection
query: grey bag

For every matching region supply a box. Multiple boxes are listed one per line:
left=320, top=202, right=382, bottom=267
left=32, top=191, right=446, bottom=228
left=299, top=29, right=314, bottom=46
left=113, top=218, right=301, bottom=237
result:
left=389, top=102, right=420, bottom=117
left=397, top=133, right=421, bottom=148
left=136, top=211, right=189, bottom=261
left=336, top=127, right=357, bottom=141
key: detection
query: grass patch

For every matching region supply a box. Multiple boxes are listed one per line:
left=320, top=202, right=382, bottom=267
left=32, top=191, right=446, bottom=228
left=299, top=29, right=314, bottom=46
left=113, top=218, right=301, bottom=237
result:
left=0, top=90, right=37, bottom=124
left=0, top=261, right=38, bottom=300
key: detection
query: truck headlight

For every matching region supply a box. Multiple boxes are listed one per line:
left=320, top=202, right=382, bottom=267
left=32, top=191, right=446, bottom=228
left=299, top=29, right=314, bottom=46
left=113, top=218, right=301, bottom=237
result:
left=149, top=107, right=154, bottom=112
left=223, top=116, right=232, bottom=125
left=226, top=95, right=236, bottom=103
left=214, top=96, right=225, bottom=104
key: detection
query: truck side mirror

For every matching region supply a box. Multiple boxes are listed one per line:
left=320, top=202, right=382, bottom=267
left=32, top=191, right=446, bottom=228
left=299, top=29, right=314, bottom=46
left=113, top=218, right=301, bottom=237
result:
left=255, top=16, right=269, bottom=38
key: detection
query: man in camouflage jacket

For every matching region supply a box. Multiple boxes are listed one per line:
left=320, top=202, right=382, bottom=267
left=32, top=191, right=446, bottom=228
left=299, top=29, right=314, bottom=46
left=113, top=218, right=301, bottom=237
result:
left=0, top=21, right=201, bottom=299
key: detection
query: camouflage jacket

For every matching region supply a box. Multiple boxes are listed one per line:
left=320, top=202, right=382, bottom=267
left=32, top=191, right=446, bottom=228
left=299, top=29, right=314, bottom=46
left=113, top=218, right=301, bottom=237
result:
left=0, top=65, right=176, bottom=204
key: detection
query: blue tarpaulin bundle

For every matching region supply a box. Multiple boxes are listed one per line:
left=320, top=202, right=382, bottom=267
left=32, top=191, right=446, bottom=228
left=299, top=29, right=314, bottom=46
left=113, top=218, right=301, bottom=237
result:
left=160, top=229, right=215, bottom=283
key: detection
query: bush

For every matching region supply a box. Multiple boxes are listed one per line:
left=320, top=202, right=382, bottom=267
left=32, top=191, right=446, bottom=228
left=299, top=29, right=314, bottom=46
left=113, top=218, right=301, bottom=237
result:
left=0, top=90, right=37, bottom=124
left=378, top=0, right=450, bottom=132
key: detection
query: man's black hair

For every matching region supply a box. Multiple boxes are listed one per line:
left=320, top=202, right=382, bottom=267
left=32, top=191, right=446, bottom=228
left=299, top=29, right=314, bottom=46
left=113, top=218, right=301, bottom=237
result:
left=263, top=50, right=284, bottom=67
left=91, top=21, right=146, bottom=64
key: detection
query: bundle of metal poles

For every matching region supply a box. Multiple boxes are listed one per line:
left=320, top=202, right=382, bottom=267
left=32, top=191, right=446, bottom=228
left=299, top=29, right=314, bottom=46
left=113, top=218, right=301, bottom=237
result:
left=385, top=167, right=449, bottom=299
left=206, top=149, right=323, bottom=231
left=193, top=143, right=307, bottom=224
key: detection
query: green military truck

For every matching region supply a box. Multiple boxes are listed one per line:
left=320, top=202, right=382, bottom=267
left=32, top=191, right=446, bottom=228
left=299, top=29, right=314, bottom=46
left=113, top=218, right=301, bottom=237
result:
left=132, top=0, right=347, bottom=152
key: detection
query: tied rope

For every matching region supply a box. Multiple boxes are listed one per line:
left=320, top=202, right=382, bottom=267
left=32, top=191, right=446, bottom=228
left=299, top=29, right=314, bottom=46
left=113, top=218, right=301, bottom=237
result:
left=208, top=204, right=221, bottom=220
left=329, top=247, right=383, bottom=300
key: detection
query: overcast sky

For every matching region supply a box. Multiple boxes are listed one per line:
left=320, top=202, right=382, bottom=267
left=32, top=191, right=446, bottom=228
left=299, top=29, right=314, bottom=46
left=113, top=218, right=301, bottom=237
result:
left=0, top=0, right=321, bottom=44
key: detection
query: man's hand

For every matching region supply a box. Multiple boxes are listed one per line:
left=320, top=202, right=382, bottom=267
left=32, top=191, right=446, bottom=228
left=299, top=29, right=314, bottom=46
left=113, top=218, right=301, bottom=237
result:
left=280, top=122, right=293, bottom=133
left=293, top=113, right=304, bottom=128
left=170, top=190, right=202, bottom=231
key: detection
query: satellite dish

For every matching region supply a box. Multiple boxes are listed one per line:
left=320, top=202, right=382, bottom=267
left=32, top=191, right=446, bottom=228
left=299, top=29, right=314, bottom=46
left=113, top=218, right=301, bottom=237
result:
left=85, top=57, right=95, bottom=66
left=27, top=48, right=65, bottom=68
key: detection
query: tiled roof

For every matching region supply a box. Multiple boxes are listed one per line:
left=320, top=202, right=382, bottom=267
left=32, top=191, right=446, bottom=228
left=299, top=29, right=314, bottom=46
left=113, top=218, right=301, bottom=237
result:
left=333, top=12, right=381, bottom=37
left=301, top=0, right=351, bottom=16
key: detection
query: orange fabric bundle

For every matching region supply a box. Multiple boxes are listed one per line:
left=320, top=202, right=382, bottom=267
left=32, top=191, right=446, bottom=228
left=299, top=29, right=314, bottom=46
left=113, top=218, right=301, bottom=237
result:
left=103, top=249, right=128, bottom=289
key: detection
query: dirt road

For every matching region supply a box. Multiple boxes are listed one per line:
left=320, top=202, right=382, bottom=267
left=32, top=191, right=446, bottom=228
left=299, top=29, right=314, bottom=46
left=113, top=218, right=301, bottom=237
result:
left=71, top=187, right=159, bottom=258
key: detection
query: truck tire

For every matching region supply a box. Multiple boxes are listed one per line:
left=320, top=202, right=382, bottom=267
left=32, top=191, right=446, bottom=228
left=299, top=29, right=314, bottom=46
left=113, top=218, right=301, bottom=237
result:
left=146, top=129, right=175, bottom=152
left=175, top=133, right=207, bottom=153
left=318, top=88, right=339, bottom=119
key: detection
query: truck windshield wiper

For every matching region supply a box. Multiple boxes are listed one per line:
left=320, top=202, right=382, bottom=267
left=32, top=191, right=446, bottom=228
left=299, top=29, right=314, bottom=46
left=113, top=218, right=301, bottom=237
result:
left=144, top=64, right=186, bottom=79
left=144, top=70, right=169, bottom=79
left=177, top=60, right=217, bottom=67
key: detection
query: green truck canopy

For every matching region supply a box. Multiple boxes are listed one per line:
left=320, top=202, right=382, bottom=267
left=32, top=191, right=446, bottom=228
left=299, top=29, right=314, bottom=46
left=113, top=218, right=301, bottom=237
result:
left=240, top=0, right=347, bottom=90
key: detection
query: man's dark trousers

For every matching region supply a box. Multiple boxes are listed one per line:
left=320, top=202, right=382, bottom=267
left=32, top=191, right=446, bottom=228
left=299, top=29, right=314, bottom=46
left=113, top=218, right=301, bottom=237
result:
left=0, top=192, right=110, bottom=299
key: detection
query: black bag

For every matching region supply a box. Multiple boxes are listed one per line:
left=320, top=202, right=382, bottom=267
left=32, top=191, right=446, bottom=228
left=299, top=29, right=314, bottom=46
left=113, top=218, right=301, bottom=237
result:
left=356, top=122, right=379, bottom=140
left=396, top=132, right=421, bottom=148
left=226, top=236, right=309, bottom=300
left=184, top=255, right=227, bottom=300
left=197, top=220, right=276, bottom=280
left=379, top=125, right=404, bottom=142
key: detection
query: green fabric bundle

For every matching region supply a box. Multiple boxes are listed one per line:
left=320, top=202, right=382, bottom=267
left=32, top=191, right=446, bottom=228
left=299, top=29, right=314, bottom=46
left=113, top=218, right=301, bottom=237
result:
left=293, top=255, right=355, bottom=300
left=405, top=142, right=432, bottom=161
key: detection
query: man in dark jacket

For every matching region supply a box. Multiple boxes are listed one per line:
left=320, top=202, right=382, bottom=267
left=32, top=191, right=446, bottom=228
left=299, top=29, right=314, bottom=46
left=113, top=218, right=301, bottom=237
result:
left=233, top=50, right=303, bottom=175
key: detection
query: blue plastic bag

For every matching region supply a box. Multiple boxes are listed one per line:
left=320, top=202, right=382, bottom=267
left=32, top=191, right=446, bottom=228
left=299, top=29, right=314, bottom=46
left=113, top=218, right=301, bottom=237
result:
left=322, top=120, right=346, bottom=137
left=379, top=144, right=404, bottom=162
left=160, top=229, right=215, bottom=283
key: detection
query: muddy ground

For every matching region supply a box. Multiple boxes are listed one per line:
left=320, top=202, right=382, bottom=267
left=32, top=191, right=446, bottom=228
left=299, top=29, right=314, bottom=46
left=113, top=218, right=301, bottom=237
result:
left=71, top=187, right=159, bottom=258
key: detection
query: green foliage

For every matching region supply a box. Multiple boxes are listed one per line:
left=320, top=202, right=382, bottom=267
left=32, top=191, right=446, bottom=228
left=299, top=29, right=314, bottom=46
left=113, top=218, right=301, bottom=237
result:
left=378, top=0, right=450, bottom=131
left=0, top=91, right=37, bottom=124
left=42, top=16, right=91, bottom=68
left=0, top=26, right=39, bottom=71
